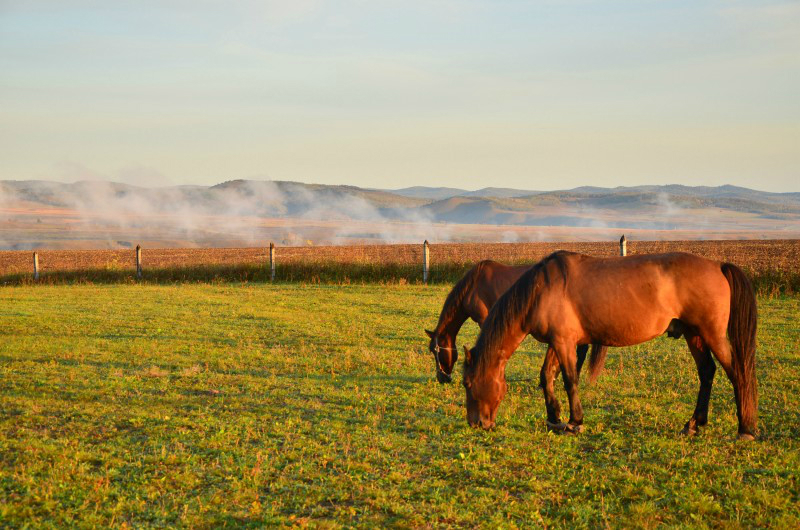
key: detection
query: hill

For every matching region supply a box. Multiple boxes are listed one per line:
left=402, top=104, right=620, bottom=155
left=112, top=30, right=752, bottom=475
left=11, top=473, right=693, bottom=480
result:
left=0, top=179, right=798, bottom=248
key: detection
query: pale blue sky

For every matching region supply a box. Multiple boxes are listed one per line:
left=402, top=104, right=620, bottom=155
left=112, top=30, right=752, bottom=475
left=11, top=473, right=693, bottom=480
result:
left=1, top=0, right=798, bottom=191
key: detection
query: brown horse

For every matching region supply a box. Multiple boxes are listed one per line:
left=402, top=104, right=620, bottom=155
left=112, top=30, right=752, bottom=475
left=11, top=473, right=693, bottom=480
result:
left=425, top=260, right=597, bottom=383
left=462, top=251, right=758, bottom=440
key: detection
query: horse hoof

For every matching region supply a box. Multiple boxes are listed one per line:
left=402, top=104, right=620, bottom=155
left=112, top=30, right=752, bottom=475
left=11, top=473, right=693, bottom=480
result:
left=566, top=423, right=584, bottom=434
left=738, top=433, right=756, bottom=442
left=547, top=421, right=568, bottom=433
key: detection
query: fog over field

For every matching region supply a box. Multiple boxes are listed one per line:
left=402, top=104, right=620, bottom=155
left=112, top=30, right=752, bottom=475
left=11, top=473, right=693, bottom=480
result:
left=1, top=179, right=799, bottom=249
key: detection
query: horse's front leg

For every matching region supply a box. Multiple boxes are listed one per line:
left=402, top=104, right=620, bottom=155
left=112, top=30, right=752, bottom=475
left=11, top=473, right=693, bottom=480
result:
left=540, top=346, right=563, bottom=429
left=553, top=341, right=584, bottom=433
left=541, top=344, right=587, bottom=387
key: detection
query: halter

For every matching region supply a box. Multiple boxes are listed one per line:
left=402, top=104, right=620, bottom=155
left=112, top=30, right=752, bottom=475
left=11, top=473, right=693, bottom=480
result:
left=432, top=335, right=456, bottom=379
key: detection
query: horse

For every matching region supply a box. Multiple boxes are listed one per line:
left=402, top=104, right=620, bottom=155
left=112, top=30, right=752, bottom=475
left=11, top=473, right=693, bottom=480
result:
left=425, top=260, right=602, bottom=383
left=462, top=251, right=758, bottom=441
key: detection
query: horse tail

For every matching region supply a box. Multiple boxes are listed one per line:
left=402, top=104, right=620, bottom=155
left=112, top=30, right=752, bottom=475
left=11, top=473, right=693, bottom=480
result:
left=721, top=262, right=758, bottom=437
left=587, top=344, right=609, bottom=384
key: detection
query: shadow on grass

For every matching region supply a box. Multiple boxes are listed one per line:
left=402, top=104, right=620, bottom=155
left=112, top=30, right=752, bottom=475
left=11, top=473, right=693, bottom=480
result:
left=0, top=263, right=476, bottom=286
left=1, top=262, right=797, bottom=295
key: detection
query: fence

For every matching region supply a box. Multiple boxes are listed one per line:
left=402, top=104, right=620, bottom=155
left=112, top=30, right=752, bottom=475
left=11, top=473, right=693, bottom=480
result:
left=2, top=239, right=799, bottom=293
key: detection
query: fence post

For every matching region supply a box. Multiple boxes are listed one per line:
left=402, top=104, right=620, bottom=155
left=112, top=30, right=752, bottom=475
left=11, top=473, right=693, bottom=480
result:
left=423, top=240, right=430, bottom=283
left=619, top=235, right=627, bottom=256
left=136, top=244, right=142, bottom=279
left=269, top=242, right=275, bottom=282
left=33, top=252, right=39, bottom=281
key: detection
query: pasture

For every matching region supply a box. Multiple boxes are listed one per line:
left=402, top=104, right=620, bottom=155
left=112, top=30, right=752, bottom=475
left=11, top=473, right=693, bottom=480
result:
left=1, top=283, right=799, bottom=527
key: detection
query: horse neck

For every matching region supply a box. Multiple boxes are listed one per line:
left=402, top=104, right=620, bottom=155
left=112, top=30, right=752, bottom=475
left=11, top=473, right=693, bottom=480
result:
left=435, top=301, right=469, bottom=340
left=486, top=319, right=528, bottom=367
left=470, top=322, right=527, bottom=382
left=474, top=281, right=536, bottom=372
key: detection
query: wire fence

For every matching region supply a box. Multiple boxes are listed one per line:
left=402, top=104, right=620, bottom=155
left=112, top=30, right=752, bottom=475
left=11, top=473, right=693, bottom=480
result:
left=1, top=239, right=798, bottom=293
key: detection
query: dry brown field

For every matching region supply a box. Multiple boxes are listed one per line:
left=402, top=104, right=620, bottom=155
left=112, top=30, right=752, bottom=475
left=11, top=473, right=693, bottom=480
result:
left=1, top=239, right=798, bottom=277
left=3, top=204, right=798, bottom=252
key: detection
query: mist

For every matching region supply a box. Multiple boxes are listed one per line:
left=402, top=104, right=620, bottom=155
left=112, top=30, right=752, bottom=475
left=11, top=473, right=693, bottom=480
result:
left=0, top=179, right=450, bottom=250
left=1, top=179, right=798, bottom=250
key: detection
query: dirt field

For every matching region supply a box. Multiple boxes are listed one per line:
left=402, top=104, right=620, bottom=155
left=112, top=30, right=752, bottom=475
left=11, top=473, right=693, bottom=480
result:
left=2, top=203, right=798, bottom=252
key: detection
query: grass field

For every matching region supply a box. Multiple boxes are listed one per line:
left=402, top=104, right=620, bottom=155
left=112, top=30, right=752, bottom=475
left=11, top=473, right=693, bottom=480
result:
left=1, top=283, right=799, bottom=527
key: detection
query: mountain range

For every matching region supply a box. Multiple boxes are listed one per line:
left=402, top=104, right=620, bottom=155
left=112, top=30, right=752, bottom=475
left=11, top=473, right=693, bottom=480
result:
left=0, top=179, right=798, bottom=249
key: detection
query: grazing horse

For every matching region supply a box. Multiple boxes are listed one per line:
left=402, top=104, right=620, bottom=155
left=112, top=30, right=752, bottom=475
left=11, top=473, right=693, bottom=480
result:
left=425, top=260, right=599, bottom=383
left=462, top=251, right=758, bottom=440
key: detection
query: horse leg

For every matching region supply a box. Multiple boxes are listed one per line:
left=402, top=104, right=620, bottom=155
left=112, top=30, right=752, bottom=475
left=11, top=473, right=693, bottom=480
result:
left=681, top=332, right=716, bottom=436
left=576, top=344, right=589, bottom=376
left=545, top=345, right=586, bottom=387
left=540, top=346, right=563, bottom=430
left=703, top=333, right=756, bottom=440
left=554, top=341, right=584, bottom=434
left=542, top=338, right=583, bottom=434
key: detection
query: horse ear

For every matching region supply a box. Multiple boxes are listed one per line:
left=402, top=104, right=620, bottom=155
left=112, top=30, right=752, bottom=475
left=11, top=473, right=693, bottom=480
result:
left=463, top=346, right=472, bottom=365
left=425, top=329, right=435, bottom=338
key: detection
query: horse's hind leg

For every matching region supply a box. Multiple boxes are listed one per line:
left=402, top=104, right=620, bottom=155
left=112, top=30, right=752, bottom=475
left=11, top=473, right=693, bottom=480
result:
left=540, top=346, right=563, bottom=429
left=704, top=333, right=756, bottom=440
left=681, top=332, right=716, bottom=436
left=576, top=344, right=588, bottom=375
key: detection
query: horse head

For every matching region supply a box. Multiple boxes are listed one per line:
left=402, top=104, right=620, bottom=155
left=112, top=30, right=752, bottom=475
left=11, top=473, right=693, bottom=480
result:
left=462, top=345, right=507, bottom=430
left=425, top=329, right=458, bottom=384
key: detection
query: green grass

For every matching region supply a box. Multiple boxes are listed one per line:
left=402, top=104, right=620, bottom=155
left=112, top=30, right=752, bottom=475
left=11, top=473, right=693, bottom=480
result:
left=0, top=284, right=798, bottom=528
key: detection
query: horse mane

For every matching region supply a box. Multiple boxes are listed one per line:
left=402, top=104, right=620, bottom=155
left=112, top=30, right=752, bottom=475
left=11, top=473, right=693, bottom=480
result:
left=467, top=251, right=571, bottom=375
left=435, top=261, right=490, bottom=333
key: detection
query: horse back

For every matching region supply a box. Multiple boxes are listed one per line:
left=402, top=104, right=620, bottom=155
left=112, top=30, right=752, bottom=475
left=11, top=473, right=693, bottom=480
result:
left=540, top=252, right=730, bottom=346
left=474, top=261, right=531, bottom=306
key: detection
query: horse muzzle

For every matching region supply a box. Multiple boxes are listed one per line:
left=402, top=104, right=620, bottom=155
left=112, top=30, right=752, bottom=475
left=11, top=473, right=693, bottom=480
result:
left=469, top=417, right=495, bottom=430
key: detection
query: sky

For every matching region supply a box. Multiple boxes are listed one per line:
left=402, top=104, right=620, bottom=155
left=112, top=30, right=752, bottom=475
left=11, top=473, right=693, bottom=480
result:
left=1, top=0, right=798, bottom=192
